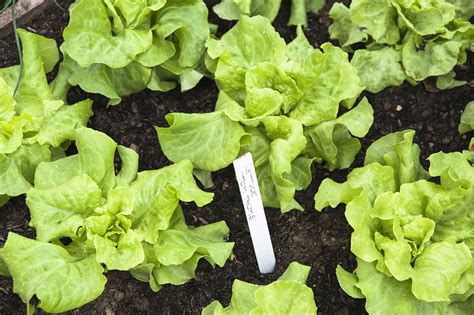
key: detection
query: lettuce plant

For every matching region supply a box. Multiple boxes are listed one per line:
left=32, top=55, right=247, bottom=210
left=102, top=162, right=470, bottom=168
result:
left=213, top=0, right=326, bottom=27
left=0, top=29, right=92, bottom=207
left=202, top=262, right=317, bottom=314
left=58, top=0, right=212, bottom=105
left=0, top=127, right=234, bottom=313
left=156, top=16, right=373, bottom=212
left=315, top=130, right=473, bottom=314
left=329, top=0, right=474, bottom=93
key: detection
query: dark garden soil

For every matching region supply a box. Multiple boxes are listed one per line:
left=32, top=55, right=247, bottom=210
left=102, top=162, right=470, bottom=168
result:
left=0, top=0, right=473, bottom=314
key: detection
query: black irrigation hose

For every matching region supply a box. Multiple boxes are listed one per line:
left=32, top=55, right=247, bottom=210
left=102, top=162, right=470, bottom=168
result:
left=1, top=0, right=23, bottom=95
left=53, top=0, right=64, bottom=12
left=5, top=0, right=65, bottom=94
left=11, top=0, right=23, bottom=95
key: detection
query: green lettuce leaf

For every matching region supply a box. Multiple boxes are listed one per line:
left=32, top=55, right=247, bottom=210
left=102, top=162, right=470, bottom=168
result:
left=213, top=0, right=281, bottom=23
left=287, top=42, right=364, bottom=126
left=207, top=15, right=287, bottom=102
left=401, top=32, right=463, bottom=82
left=393, top=0, right=456, bottom=36
left=328, top=3, right=368, bottom=49
left=349, top=0, right=400, bottom=45
left=446, top=0, right=474, bottom=19
left=306, top=97, right=374, bottom=170
left=129, top=160, right=214, bottom=243
left=213, top=0, right=325, bottom=27
left=130, top=205, right=233, bottom=291
left=2, top=233, right=106, bottom=313
left=351, top=47, right=406, bottom=93
left=156, top=111, right=247, bottom=172
left=289, top=0, right=326, bottom=27
left=459, top=101, right=474, bottom=134
left=202, top=262, right=316, bottom=314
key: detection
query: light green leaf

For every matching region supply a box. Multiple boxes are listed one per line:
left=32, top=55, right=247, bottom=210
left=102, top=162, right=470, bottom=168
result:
left=354, top=260, right=449, bottom=315
left=412, top=241, right=471, bottom=302
left=213, top=0, right=282, bottom=22
left=136, top=32, right=175, bottom=68
left=289, top=0, right=326, bottom=27
left=402, top=33, right=463, bottom=81
left=428, top=151, right=474, bottom=189
left=0, top=144, right=51, bottom=198
left=93, top=229, right=144, bottom=271
left=133, top=206, right=233, bottom=290
left=35, top=99, right=93, bottom=147
left=156, top=111, right=247, bottom=172
left=207, top=15, right=287, bottom=102
left=2, top=233, right=106, bottom=313
left=288, top=43, right=364, bottom=126
left=153, top=253, right=204, bottom=286
left=63, top=58, right=151, bottom=106
left=328, top=3, right=368, bottom=48
left=115, top=146, right=139, bottom=186
left=34, top=127, right=117, bottom=194
left=245, top=62, right=300, bottom=115
left=349, top=0, right=400, bottom=45
left=154, top=0, right=210, bottom=69
left=250, top=281, right=316, bottom=314
left=306, top=97, right=373, bottom=170
left=364, top=129, right=427, bottom=186
left=375, top=234, right=413, bottom=280
left=335, top=265, right=364, bottom=298
left=261, top=116, right=307, bottom=211
left=203, top=262, right=316, bottom=314
left=314, top=179, right=361, bottom=210
left=286, top=156, right=313, bottom=190
left=0, top=77, right=15, bottom=121
left=286, top=25, right=314, bottom=63
left=351, top=47, right=406, bottom=93
left=61, top=0, right=152, bottom=68
left=393, top=0, right=456, bottom=36
left=446, top=0, right=474, bottom=19
left=130, top=161, right=214, bottom=243
left=459, top=101, right=474, bottom=134
left=436, top=69, right=466, bottom=90
left=154, top=221, right=233, bottom=267
left=277, top=261, right=311, bottom=283
left=27, top=175, right=102, bottom=242
left=15, top=29, right=59, bottom=118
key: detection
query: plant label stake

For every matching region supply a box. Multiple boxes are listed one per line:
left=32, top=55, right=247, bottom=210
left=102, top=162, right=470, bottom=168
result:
left=233, top=152, right=276, bottom=274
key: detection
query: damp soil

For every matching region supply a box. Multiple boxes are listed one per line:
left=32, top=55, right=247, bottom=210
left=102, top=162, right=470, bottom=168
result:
left=0, top=0, right=473, bottom=314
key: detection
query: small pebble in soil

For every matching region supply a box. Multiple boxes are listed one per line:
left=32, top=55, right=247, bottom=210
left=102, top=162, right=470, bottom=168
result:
left=222, top=181, right=230, bottom=191
left=396, top=105, right=403, bottom=111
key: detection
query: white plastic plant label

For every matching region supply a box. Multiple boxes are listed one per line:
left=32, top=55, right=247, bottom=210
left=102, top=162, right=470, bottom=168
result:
left=233, top=152, right=276, bottom=274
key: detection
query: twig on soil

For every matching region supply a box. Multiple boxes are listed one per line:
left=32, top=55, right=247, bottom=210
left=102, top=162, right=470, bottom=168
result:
left=6, top=222, right=24, bottom=230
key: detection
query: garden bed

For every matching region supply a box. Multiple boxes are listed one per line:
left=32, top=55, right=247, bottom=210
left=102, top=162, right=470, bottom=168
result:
left=0, top=0, right=472, bottom=314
